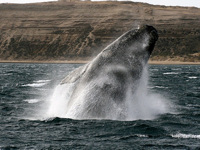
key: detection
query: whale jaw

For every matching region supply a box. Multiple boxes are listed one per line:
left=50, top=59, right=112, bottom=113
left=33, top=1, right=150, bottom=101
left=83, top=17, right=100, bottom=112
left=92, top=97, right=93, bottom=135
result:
left=101, top=25, right=158, bottom=61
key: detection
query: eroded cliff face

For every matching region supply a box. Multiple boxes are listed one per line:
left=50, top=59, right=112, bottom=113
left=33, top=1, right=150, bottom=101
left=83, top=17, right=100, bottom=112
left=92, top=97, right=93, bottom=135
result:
left=0, top=1, right=200, bottom=61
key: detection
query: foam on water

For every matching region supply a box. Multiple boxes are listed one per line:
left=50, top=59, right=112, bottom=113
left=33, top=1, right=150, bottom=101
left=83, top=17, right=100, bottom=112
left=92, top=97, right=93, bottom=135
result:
left=125, top=67, right=169, bottom=120
left=136, top=134, right=148, bottom=138
left=22, top=83, right=46, bottom=87
left=22, top=79, right=50, bottom=88
left=163, top=72, right=179, bottom=75
left=34, top=79, right=51, bottom=83
left=24, top=99, right=40, bottom=104
left=171, top=133, right=200, bottom=139
left=154, top=86, right=168, bottom=89
left=188, top=76, right=197, bottom=79
left=44, top=66, right=171, bottom=121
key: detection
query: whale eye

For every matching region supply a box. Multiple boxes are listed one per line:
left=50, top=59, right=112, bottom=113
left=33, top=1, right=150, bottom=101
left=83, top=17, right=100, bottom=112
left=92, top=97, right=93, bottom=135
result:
left=113, top=70, right=126, bottom=80
left=109, top=69, right=128, bottom=85
left=103, top=83, right=112, bottom=90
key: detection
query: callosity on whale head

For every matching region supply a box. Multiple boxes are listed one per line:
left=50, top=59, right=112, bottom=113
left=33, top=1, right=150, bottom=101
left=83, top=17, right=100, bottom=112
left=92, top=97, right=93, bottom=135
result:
left=58, top=25, right=158, bottom=120
left=99, top=25, right=158, bottom=66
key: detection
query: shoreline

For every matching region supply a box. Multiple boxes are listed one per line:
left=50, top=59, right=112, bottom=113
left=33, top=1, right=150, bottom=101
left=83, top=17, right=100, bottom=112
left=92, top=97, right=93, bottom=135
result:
left=148, top=61, right=200, bottom=65
left=0, top=60, right=200, bottom=65
left=0, top=60, right=88, bottom=64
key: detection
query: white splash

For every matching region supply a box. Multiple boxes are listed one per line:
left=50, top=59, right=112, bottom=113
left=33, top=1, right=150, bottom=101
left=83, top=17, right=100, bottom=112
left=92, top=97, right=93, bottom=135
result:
left=24, top=99, right=40, bottom=104
left=46, top=83, right=75, bottom=118
left=23, top=83, right=46, bottom=87
left=152, top=86, right=168, bottom=89
left=188, top=76, right=197, bottom=79
left=125, top=66, right=169, bottom=120
left=22, top=80, right=50, bottom=88
left=163, top=72, right=179, bottom=75
left=136, top=134, right=148, bottom=138
left=171, top=133, right=200, bottom=139
left=45, top=66, right=171, bottom=121
left=34, top=79, right=51, bottom=83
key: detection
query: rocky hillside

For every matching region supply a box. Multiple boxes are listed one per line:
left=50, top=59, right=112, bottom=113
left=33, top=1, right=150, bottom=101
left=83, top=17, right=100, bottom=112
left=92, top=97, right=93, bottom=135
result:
left=0, top=1, right=200, bottom=62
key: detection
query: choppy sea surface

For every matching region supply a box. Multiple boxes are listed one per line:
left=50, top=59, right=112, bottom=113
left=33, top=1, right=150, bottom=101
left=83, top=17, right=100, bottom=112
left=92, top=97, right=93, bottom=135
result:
left=0, top=63, right=199, bottom=149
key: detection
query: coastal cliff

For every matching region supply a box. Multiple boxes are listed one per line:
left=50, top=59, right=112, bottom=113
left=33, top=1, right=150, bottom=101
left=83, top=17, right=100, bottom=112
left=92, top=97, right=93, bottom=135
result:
left=0, top=1, right=200, bottom=62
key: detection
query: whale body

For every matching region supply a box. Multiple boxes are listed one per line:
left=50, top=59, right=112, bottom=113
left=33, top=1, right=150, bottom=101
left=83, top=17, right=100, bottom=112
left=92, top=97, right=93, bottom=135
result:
left=59, top=25, right=158, bottom=120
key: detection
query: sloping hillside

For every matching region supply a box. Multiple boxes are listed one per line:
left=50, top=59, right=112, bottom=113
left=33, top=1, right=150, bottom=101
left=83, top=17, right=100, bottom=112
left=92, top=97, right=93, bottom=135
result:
left=0, top=1, right=200, bottom=62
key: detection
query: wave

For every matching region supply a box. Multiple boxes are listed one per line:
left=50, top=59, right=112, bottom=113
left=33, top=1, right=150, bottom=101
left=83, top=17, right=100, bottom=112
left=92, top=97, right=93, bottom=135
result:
left=135, top=134, right=148, bottom=138
left=187, top=104, right=200, bottom=108
left=149, top=68, right=159, bottom=71
left=151, top=86, right=168, bottom=89
left=34, top=79, right=51, bottom=83
left=163, top=72, right=179, bottom=75
left=24, top=99, right=40, bottom=104
left=22, top=83, right=47, bottom=87
left=22, top=79, right=50, bottom=88
left=188, top=76, right=197, bottom=79
left=171, top=133, right=200, bottom=139
left=172, top=68, right=182, bottom=71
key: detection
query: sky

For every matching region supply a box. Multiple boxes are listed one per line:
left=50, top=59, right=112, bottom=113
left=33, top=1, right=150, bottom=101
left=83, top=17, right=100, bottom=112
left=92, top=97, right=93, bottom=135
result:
left=0, top=0, right=200, bottom=8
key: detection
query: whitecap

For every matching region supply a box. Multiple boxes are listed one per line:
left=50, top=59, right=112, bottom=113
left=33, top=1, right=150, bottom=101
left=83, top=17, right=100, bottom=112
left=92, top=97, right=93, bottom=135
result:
left=22, top=79, right=51, bottom=88
left=149, top=86, right=168, bottom=89
left=163, top=72, right=179, bottom=75
left=172, top=68, right=182, bottom=71
left=136, top=134, right=148, bottom=138
left=34, top=80, right=51, bottom=83
left=24, top=99, right=40, bottom=104
left=154, top=86, right=167, bottom=89
left=187, top=104, right=200, bottom=108
left=188, top=77, right=197, bottom=79
left=171, top=133, right=200, bottom=139
left=22, top=83, right=46, bottom=87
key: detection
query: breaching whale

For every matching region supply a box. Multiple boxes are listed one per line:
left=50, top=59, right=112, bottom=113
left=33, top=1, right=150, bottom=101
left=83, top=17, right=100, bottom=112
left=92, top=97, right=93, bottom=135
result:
left=58, top=25, right=158, bottom=120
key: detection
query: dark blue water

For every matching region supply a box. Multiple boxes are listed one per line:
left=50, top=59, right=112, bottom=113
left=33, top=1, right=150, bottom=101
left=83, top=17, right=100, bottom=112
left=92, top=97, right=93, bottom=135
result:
left=0, top=63, right=200, bottom=149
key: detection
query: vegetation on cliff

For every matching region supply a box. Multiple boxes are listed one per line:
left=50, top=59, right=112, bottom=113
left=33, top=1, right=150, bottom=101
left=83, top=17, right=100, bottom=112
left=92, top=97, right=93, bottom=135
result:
left=0, top=1, right=199, bottom=62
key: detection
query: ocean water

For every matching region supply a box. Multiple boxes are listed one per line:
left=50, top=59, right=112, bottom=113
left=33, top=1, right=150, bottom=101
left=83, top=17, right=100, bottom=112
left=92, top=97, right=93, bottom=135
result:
left=0, top=63, right=200, bottom=149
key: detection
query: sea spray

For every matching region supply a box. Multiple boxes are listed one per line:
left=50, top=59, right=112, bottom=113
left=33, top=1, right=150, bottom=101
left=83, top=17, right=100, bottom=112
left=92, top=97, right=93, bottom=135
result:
left=1, top=63, right=200, bottom=150
left=126, top=66, right=169, bottom=120
left=46, top=83, right=75, bottom=118
left=45, top=65, right=170, bottom=121
left=40, top=25, right=169, bottom=121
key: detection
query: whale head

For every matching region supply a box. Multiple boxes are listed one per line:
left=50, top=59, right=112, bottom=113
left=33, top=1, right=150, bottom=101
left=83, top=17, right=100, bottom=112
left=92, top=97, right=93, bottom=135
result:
left=128, top=25, right=158, bottom=55
left=101, top=25, right=158, bottom=66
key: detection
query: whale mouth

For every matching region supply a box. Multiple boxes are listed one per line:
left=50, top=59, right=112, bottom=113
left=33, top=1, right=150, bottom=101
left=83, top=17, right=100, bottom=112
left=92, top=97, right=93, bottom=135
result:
left=141, top=25, right=158, bottom=55
left=145, top=25, right=158, bottom=41
left=150, top=29, right=158, bottom=41
left=134, top=25, right=158, bottom=42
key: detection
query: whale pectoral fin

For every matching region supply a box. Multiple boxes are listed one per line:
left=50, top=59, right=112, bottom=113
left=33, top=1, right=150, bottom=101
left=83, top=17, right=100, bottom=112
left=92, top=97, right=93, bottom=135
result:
left=60, top=64, right=88, bottom=84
